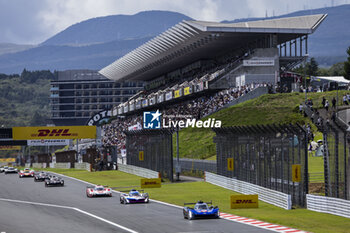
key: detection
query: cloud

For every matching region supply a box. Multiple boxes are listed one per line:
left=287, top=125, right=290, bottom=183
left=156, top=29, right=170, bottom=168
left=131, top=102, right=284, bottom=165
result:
left=0, top=0, right=345, bottom=44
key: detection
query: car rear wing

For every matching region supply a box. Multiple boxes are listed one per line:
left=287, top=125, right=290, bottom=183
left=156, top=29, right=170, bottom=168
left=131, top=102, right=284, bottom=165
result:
left=184, top=201, right=212, bottom=205
left=120, top=189, right=145, bottom=193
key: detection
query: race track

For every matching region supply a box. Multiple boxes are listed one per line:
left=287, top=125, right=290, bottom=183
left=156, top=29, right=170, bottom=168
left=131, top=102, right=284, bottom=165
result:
left=0, top=172, right=272, bottom=233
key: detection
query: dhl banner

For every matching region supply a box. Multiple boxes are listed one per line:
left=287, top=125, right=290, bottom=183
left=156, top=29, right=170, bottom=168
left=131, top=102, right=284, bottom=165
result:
left=140, top=178, right=161, bottom=188
left=139, top=151, right=144, bottom=161
left=12, top=126, right=96, bottom=140
left=227, top=158, right=234, bottom=171
left=184, top=87, right=191, bottom=96
left=174, top=90, right=181, bottom=98
left=230, top=194, right=259, bottom=209
left=292, top=164, right=301, bottom=182
left=0, top=158, right=16, bottom=162
left=0, top=146, right=21, bottom=151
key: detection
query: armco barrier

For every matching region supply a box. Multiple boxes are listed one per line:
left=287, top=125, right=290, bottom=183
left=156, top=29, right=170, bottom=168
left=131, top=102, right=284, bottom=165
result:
left=306, top=194, right=350, bottom=218
left=74, top=162, right=91, bottom=171
left=25, top=163, right=31, bottom=168
left=205, top=172, right=291, bottom=210
left=118, top=163, right=159, bottom=178
left=49, top=162, right=71, bottom=169
left=32, top=163, right=47, bottom=168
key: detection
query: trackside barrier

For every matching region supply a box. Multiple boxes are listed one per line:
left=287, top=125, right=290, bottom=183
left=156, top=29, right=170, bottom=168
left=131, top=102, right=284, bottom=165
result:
left=205, top=172, right=292, bottom=210
left=118, top=163, right=159, bottom=179
left=32, top=163, right=47, bottom=168
left=74, top=162, right=91, bottom=171
left=25, top=163, right=31, bottom=168
left=49, top=162, right=71, bottom=169
left=306, top=194, right=350, bottom=218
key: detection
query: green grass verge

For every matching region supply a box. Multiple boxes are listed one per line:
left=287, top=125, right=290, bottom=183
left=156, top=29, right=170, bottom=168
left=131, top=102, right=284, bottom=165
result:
left=43, top=168, right=350, bottom=233
left=175, top=91, right=348, bottom=160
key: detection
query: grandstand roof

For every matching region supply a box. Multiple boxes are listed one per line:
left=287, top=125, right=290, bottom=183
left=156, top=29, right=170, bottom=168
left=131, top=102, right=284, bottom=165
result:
left=99, top=14, right=327, bottom=82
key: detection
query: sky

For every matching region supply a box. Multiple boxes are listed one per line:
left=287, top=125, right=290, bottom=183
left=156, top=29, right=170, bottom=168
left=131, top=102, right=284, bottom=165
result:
left=0, top=0, right=348, bottom=45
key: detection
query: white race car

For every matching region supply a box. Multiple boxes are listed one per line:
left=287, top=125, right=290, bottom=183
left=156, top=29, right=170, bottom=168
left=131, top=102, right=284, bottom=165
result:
left=19, top=168, right=35, bottom=178
left=4, top=167, right=18, bottom=174
left=120, top=189, right=149, bottom=204
left=86, top=185, right=112, bottom=198
left=0, top=166, right=8, bottom=173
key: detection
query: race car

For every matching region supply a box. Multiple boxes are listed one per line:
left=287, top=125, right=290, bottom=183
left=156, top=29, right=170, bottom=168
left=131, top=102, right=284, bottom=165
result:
left=44, top=175, right=64, bottom=187
left=18, top=168, right=35, bottom=178
left=183, top=201, right=220, bottom=220
left=34, top=171, right=49, bottom=182
left=4, top=167, right=18, bottom=174
left=0, top=166, right=8, bottom=173
left=86, top=185, right=112, bottom=198
left=120, top=189, right=149, bottom=204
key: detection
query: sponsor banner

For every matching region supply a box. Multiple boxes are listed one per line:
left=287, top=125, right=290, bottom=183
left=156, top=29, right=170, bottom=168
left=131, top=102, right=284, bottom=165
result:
left=128, top=123, right=142, bottom=131
left=141, top=178, right=161, bottom=188
left=292, top=164, right=301, bottom=182
left=174, top=89, right=181, bottom=98
left=0, top=158, right=16, bottom=162
left=157, top=93, right=164, bottom=103
left=28, top=139, right=70, bottom=146
left=230, top=195, right=259, bottom=209
left=135, top=100, right=142, bottom=109
left=165, top=91, right=173, bottom=101
left=0, top=146, right=21, bottom=151
left=227, top=158, right=234, bottom=171
left=87, top=110, right=112, bottom=126
left=142, top=99, right=148, bottom=107
left=184, top=86, right=191, bottom=96
left=243, top=59, right=274, bottom=66
left=123, top=104, right=129, bottom=113
left=13, top=126, right=96, bottom=140
left=139, top=151, right=144, bottom=161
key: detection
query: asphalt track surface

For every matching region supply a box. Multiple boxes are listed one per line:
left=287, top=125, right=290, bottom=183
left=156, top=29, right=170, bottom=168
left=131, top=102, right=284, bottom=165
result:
left=0, top=172, right=273, bottom=233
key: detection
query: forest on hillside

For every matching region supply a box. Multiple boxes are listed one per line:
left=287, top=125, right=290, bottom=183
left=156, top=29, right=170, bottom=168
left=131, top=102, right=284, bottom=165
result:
left=0, top=69, right=57, bottom=127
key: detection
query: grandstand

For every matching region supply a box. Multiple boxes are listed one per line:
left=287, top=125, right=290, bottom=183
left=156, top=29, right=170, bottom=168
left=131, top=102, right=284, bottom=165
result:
left=99, top=14, right=327, bottom=149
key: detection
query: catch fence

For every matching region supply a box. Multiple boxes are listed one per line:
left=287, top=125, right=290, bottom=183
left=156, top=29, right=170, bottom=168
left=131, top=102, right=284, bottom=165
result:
left=213, top=124, right=308, bottom=207
left=125, top=129, right=174, bottom=181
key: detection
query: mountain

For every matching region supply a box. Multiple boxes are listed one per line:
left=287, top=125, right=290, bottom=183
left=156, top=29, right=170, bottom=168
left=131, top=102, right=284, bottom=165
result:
left=0, top=43, right=36, bottom=56
left=223, top=4, right=350, bottom=66
left=42, top=11, right=192, bottom=46
left=0, top=7, right=349, bottom=74
left=0, top=11, right=192, bottom=74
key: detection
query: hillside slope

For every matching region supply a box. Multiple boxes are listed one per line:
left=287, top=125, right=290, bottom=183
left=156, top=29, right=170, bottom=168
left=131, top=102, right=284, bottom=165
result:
left=177, top=91, right=346, bottom=160
left=42, top=11, right=192, bottom=46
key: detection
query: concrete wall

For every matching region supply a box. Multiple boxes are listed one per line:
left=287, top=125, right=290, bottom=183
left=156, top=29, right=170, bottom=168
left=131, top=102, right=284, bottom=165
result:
left=338, top=109, right=350, bottom=124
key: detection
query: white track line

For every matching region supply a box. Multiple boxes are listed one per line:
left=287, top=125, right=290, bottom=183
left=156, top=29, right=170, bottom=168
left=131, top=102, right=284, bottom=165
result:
left=0, top=198, right=138, bottom=233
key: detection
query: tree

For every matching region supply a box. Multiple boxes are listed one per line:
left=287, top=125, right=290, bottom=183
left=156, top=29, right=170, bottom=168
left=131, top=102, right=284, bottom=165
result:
left=344, top=46, right=350, bottom=80
left=305, top=57, right=319, bottom=76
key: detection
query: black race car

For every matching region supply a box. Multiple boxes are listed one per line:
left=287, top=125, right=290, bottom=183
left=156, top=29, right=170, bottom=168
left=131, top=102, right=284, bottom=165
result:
left=44, top=175, right=64, bottom=187
left=34, top=171, right=49, bottom=182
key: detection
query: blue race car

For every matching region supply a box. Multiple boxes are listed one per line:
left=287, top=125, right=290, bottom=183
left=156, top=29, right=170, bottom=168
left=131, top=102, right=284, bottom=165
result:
left=120, top=189, right=149, bottom=204
left=183, top=201, right=220, bottom=220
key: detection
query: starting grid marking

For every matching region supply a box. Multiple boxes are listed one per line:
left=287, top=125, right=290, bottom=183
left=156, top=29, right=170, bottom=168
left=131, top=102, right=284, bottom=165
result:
left=219, top=213, right=309, bottom=233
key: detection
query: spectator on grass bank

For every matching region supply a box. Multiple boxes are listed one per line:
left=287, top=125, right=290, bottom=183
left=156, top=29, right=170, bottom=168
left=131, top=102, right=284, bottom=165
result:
left=299, top=103, right=303, bottom=113
left=343, top=95, right=348, bottom=105
left=325, top=100, right=329, bottom=111
left=332, top=97, right=336, bottom=109
left=322, top=97, right=326, bottom=108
